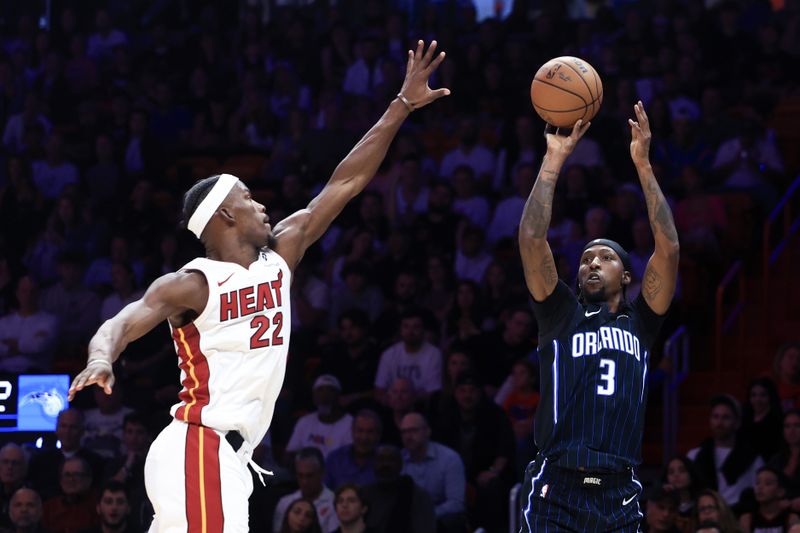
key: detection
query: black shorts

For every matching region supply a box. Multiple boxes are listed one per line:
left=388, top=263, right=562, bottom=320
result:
left=518, top=455, right=643, bottom=533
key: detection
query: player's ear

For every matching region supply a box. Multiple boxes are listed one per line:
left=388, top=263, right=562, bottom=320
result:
left=218, top=206, right=235, bottom=224
left=622, top=271, right=631, bottom=287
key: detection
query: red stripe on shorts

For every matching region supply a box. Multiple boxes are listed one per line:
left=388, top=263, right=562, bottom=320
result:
left=184, top=424, right=225, bottom=533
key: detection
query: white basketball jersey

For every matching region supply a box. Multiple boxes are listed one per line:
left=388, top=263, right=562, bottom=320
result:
left=168, top=249, right=292, bottom=445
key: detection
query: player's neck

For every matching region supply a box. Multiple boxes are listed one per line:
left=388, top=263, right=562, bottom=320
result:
left=604, top=294, right=625, bottom=313
left=758, top=499, right=783, bottom=518
left=205, top=240, right=259, bottom=269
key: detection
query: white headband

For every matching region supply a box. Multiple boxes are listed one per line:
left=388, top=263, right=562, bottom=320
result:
left=187, top=174, right=239, bottom=238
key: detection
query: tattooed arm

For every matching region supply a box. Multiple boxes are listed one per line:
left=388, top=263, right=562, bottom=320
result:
left=519, top=121, right=591, bottom=301
left=629, top=101, right=680, bottom=315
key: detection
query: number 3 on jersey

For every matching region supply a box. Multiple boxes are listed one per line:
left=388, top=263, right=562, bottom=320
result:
left=250, top=313, right=284, bottom=349
left=597, top=358, right=616, bottom=396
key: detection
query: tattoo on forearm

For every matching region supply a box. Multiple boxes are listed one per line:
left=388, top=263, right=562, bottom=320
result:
left=643, top=263, right=663, bottom=300
left=541, top=257, right=558, bottom=287
left=521, top=163, right=559, bottom=239
left=643, top=173, right=679, bottom=244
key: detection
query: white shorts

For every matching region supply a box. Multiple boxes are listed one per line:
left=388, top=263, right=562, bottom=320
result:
left=144, top=419, right=253, bottom=533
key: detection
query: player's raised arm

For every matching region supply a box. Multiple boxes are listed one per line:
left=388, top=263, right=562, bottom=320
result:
left=629, top=101, right=679, bottom=315
left=67, top=271, right=207, bottom=400
left=272, top=40, right=450, bottom=269
left=519, top=121, right=591, bottom=301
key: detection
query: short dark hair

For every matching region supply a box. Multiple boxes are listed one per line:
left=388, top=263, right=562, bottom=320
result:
left=334, top=483, right=368, bottom=509
left=399, top=307, right=426, bottom=323
left=100, top=480, right=129, bottom=499
left=181, top=175, right=221, bottom=229
left=756, top=465, right=787, bottom=488
left=709, top=394, right=741, bottom=420
left=295, top=447, right=324, bottom=470
left=123, top=411, right=149, bottom=431
left=338, top=308, right=370, bottom=330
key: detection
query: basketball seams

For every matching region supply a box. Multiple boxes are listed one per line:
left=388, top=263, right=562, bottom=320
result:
left=532, top=78, right=589, bottom=105
left=559, top=59, right=596, bottom=116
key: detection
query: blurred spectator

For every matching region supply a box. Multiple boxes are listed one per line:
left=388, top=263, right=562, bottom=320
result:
left=674, top=166, right=727, bottom=263
left=712, top=119, right=783, bottom=206
left=331, top=484, right=375, bottom=533
left=381, top=377, right=419, bottom=447
left=81, top=481, right=135, bottom=533
left=317, top=309, right=378, bottom=409
left=0, top=275, right=57, bottom=372
left=387, top=155, right=429, bottom=222
left=768, top=410, right=800, bottom=502
left=410, top=181, right=461, bottom=256
left=286, top=376, right=353, bottom=461
left=29, top=409, right=105, bottom=500
left=99, top=263, right=144, bottom=322
left=496, top=359, right=539, bottom=475
left=0, top=445, right=28, bottom=530
left=84, top=134, right=122, bottom=205
left=437, top=371, right=514, bottom=530
left=42, top=457, right=98, bottom=533
left=4, top=488, right=45, bottom=533
left=375, top=309, right=442, bottom=401
left=443, top=280, right=489, bottom=345
left=123, top=109, right=162, bottom=179
left=2, top=94, right=51, bottom=155
left=487, top=162, right=535, bottom=245
left=291, top=262, right=329, bottom=337
left=82, top=385, right=132, bottom=460
left=740, top=377, right=784, bottom=462
left=363, top=445, right=435, bottom=533
left=475, top=307, right=536, bottom=394
left=39, top=251, right=100, bottom=344
left=324, top=410, right=381, bottom=490
left=643, top=485, right=681, bottom=533
left=739, top=467, right=799, bottom=532
left=399, top=413, right=466, bottom=533
left=652, top=99, right=713, bottom=186
left=328, top=262, right=383, bottom=327
left=427, top=346, right=473, bottom=430
left=373, top=270, right=426, bottom=342
left=86, top=8, right=127, bottom=61
left=31, top=133, right=78, bottom=200
left=773, top=343, right=800, bottom=410
left=451, top=165, right=489, bottom=228
left=419, top=255, right=454, bottom=324
left=278, top=497, right=323, bottom=533
left=0, top=157, right=45, bottom=257
left=454, top=225, right=492, bottom=284
left=273, top=448, right=338, bottom=533
left=660, top=455, right=704, bottom=530
left=342, top=34, right=384, bottom=97
left=103, top=413, right=151, bottom=530
left=439, top=117, right=495, bottom=184
left=688, top=395, right=763, bottom=507
left=493, top=116, right=537, bottom=193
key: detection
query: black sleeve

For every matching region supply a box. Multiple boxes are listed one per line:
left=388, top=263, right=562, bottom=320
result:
left=530, top=280, right=578, bottom=345
left=631, top=293, right=667, bottom=348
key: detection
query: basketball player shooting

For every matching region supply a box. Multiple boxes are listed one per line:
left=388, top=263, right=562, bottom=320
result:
left=67, top=40, right=449, bottom=532
left=517, top=102, right=679, bottom=532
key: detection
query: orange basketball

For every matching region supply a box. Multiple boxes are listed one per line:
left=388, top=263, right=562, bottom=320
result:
left=530, top=56, right=603, bottom=128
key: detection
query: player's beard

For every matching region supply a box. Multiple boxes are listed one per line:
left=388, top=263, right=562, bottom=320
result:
left=582, top=285, right=607, bottom=303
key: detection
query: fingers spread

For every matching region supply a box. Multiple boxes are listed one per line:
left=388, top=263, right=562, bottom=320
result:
left=422, top=40, right=437, bottom=65
left=406, top=50, right=414, bottom=75
left=415, top=40, right=424, bottom=60
left=426, top=51, right=446, bottom=73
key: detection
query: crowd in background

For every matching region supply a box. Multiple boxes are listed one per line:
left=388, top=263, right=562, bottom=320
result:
left=1, top=0, right=799, bottom=532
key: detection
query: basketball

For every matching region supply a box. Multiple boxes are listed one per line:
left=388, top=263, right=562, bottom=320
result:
left=530, top=56, right=603, bottom=128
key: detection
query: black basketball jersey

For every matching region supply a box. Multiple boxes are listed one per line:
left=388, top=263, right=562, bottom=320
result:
left=531, top=280, right=665, bottom=471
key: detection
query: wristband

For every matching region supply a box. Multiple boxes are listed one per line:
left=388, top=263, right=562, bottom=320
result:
left=87, top=359, right=113, bottom=369
left=397, top=93, right=415, bottom=112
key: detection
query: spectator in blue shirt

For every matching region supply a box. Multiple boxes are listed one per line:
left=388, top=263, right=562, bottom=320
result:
left=399, top=412, right=466, bottom=533
left=325, top=410, right=381, bottom=490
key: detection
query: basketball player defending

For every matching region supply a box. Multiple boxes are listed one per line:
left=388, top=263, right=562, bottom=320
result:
left=67, top=40, right=449, bottom=532
left=518, top=102, right=679, bottom=532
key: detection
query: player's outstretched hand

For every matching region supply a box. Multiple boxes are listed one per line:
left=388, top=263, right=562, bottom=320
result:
left=628, top=100, right=652, bottom=165
left=68, top=360, right=115, bottom=401
left=544, top=119, right=591, bottom=160
left=397, top=40, right=451, bottom=111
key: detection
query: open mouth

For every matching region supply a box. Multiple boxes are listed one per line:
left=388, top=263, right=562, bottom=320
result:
left=587, top=273, right=601, bottom=283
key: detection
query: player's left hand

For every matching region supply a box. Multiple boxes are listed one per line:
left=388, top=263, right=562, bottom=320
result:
left=629, top=100, right=652, bottom=164
left=397, top=40, right=451, bottom=111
